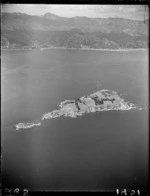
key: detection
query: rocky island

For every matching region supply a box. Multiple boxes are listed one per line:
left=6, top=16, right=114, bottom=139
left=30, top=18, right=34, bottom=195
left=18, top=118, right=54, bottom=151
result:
left=15, top=89, right=136, bottom=130
left=41, top=89, right=136, bottom=120
left=15, top=121, right=41, bottom=130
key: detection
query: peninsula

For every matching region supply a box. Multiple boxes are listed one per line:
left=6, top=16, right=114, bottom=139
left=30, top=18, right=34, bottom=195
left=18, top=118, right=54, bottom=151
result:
left=15, top=89, right=136, bottom=130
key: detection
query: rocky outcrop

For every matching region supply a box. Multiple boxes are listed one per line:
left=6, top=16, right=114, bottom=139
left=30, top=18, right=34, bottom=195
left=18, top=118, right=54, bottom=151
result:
left=41, top=89, right=136, bottom=120
left=15, top=122, right=41, bottom=130
left=15, top=89, right=137, bottom=130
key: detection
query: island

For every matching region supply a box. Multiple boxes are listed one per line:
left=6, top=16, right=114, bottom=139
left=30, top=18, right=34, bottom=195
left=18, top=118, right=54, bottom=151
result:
left=15, top=121, right=41, bottom=130
left=15, top=89, right=137, bottom=130
left=41, top=89, right=136, bottom=120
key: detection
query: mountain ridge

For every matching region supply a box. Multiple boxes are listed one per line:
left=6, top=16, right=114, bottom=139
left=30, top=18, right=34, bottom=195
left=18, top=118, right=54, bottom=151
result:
left=1, top=12, right=149, bottom=49
left=2, top=11, right=149, bottom=21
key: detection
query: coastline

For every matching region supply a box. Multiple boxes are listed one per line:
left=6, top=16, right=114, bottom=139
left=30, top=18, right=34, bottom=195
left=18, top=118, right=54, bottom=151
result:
left=2, top=47, right=148, bottom=52
left=15, top=89, right=139, bottom=130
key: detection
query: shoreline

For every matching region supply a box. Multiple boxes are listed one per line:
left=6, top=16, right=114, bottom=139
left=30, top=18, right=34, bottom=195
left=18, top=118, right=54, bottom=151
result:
left=15, top=106, right=144, bottom=131
left=2, top=47, right=148, bottom=52
left=15, top=89, right=139, bottom=130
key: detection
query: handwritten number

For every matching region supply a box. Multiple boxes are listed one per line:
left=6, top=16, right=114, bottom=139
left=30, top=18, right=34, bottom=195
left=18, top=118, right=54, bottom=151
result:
left=23, top=189, right=29, bottom=195
left=131, top=190, right=135, bottom=196
left=116, top=189, right=140, bottom=195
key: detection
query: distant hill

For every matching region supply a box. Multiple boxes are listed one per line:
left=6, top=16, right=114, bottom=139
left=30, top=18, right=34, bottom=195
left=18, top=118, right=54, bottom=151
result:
left=1, top=12, right=149, bottom=49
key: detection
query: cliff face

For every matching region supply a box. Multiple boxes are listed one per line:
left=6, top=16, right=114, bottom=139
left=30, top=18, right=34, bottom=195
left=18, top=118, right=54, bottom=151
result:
left=1, top=12, right=149, bottom=49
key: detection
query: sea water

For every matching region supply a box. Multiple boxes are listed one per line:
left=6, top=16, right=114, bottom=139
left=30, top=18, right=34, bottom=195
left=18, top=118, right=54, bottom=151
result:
left=1, top=49, right=149, bottom=191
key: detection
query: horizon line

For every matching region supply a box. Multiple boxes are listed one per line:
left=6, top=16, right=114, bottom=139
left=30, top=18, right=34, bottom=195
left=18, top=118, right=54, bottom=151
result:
left=2, top=11, right=149, bottom=21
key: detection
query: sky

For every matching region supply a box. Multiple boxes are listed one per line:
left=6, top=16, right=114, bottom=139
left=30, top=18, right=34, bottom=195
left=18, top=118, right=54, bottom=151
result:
left=1, top=4, right=149, bottom=21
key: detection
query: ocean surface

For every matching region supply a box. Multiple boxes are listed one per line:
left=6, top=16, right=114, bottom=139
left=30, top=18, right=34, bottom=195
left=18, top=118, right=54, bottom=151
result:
left=1, top=49, right=149, bottom=191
